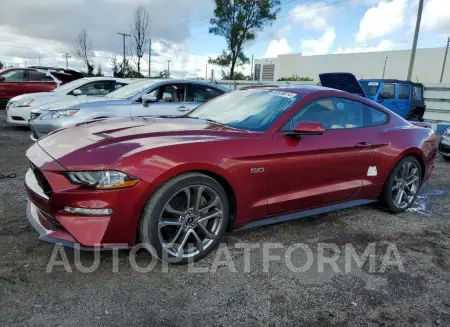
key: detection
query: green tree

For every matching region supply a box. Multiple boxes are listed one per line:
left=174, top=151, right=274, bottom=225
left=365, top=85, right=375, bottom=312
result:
left=277, top=75, right=313, bottom=82
left=209, top=0, right=280, bottom=79
left=222, top=71, right=250, bottom=80
left=157, top=70, right=170, bottom=78
left=208, top=50, right=249, bottom=79
left=0, top=60, right=4, bottom=70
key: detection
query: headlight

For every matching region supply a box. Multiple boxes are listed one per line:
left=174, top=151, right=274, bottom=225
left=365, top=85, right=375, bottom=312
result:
left=65, top=171, right=139, bottom=189
left=443, top=128, right=450, bottom=136
left=41, top=109, right=79, bottom=120
left=14, top=99, right=34, bottom=107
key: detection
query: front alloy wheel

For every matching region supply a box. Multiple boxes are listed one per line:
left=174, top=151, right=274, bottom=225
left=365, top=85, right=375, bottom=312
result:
left=158, top=185, right=224, bottom=258
left=139, top=173, right=229, bottom=263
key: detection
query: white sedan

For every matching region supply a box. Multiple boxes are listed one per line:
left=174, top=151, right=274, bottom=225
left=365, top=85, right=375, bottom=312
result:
left=5, top=77, right=132, bottom=126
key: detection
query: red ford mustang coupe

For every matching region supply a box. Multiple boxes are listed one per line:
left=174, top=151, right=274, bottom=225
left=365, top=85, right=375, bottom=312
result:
left=25, top=73, right=437, bottom=263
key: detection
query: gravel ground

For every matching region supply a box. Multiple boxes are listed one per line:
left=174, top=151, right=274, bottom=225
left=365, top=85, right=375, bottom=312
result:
left=0, top=115, right=450, bottom=327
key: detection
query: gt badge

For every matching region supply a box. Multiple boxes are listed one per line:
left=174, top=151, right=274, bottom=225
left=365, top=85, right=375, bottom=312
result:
left=250, top=168, right=264, bottom=174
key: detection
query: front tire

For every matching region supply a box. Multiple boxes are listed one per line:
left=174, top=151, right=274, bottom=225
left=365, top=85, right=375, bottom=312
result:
left=380, top=156, right=422, bottom=213
left=138, top=173, right=229, bottom=264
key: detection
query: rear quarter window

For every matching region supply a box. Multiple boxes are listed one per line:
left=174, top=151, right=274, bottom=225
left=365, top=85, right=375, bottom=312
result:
left=365, top=105, right=389, bottom=126
left=412, top=86, right=423, bottom=101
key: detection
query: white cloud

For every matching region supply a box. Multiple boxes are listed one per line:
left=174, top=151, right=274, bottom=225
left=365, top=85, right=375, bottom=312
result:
left=263, top=38, right=292, bottom=58
left=301, top=29, right=336, bottom=55
left=334, top=39, right=395, bottom=54
left=289, top=2, right=334, bottom=30
left=422, top=0, right=450, bottom=34
left=356, top=0, right=407, bottom=43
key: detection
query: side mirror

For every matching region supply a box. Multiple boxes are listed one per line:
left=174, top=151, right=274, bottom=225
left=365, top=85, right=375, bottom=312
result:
left=73, top=89, right=82, bottom=96
left=0, top=77, right=5, bottom=82
left=284, top=121, right=324, bottom=136
left=142, top=94, right=157, bottom=107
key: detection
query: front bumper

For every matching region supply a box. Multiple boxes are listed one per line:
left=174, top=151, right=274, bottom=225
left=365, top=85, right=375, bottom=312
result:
left=439, top=136, right=450, bottom=157
left=29, top=118, right=65, bottom=140
left=24, top=143, right=151, bottom=249
left=6, top=105, right=32, bottom=126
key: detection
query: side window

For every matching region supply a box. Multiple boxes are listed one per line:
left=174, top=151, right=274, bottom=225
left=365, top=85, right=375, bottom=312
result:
left=114, top=82, right=127, bottom=90
left=77, top=81, right=113, bottom=96
left=155, top=84, right=186, bottom=103
left=364, top=105, right=389, bottom=126
left=1, top=70, right=25, bottom=82
left=187, top=84, right=223, bottom=103
left=286, top=97, right=364, bottom=130
left=412, top=86, right=423, bottom=100
left=398, top=84, right=410, bottom=99
left=27, top=71, right=54, bottom=82
left=380, top=83, right=395, bottom=99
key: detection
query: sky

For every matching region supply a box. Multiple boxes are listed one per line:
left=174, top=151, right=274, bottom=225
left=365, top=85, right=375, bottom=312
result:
left=0, top=0, right=449, bottom=78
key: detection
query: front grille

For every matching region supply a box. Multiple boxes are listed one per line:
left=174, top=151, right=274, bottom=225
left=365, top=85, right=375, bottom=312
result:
left=30, top=112, right=41, bottom=121
left=30, top=162, right=53, bottom=197
left=11, top=116, right=25, bottom=121
left=439, top=142, right=450, bottom=153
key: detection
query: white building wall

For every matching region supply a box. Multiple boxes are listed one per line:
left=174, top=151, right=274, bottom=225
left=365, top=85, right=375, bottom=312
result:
left=255, top=47, right=449, bottom=83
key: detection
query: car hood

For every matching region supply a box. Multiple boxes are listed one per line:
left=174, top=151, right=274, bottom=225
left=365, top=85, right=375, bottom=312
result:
left=319, top=72, right=367, bottom=97
left=9, top=92, right=53, bottom=102
left=34, top=96, right=108, bottom=111
left=36, top=116, right=250, bottom=170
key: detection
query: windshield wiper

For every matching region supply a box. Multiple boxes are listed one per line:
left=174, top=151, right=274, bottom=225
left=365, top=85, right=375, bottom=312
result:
left=188, top=116, right=223, bottom=125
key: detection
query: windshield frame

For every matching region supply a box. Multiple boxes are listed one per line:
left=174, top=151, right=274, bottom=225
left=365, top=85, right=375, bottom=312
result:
left=187, top=88, right=302, bottom=132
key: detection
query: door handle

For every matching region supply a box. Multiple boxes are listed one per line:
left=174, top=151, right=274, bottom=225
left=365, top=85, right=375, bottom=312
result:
left=177, top=106, right=190, bottom=112
left=355, top=142, right=372, bottom=149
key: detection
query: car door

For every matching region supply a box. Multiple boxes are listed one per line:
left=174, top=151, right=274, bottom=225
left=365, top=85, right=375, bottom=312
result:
left=130, top=83, right=190, bottom=117
left=396, top=83, right=411, bottom=118
left=267, top=96, right=375, bottom=216
left=24, top=70, right=57, bottom=93
left=0, top=69, right=26, bottom=101
left=378, top=82, right=397, bottom=113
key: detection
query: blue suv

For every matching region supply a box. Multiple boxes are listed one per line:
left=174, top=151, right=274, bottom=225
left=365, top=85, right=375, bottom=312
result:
left=359, top=79, right=426, bottom=121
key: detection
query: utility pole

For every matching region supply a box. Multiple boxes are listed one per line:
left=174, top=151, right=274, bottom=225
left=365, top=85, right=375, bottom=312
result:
left=205, top=64, right=208, bottom=80
left=407, top=0, right=424, bottom=81
left=148, top=39, right=152, bottom=78
left=251, top=54, right=254, bottom=80
left=63, top=53, right=71, bottom=69
left=166, top=60, right=171, bottom=78
left=24, top=60, right=28, bottom=68
left=382, top=56, right=388, bottom=79
left=38, top=57, right=42, bottom=66
left=118, top=32, right=131, bottom=76
left=210, top=69, right=215, bottom=82
left=440, top=37, right=450, bottom=83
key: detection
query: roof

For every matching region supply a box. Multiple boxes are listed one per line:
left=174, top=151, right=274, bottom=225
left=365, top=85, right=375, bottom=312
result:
left=79, top=77, right=131, bottom=83
left=265, top=85, right=331, bottom=96
left=360, top=78, right=423, bottom=86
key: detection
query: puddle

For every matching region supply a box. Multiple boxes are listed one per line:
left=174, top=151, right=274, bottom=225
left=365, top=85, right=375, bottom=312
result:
left=407, top=184, right=446, bottom=216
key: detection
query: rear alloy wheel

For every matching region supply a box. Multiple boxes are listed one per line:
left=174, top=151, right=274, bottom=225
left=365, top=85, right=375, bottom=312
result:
left=139, top=173, right=229, bottom=264
left=380, top=156, right=422, bottom=213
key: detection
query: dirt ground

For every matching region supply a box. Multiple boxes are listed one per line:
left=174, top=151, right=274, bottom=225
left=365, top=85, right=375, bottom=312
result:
left=0, top=115, right=449, bottom=327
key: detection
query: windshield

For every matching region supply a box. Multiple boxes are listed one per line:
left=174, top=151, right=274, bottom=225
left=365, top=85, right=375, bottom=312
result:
left=188, top=89, right=301, bottom=132
left=51, top=78, right=91, bottom=94
left=360, top=81, right=380, bottom=96
left=105, top=80, right=156, bottom=99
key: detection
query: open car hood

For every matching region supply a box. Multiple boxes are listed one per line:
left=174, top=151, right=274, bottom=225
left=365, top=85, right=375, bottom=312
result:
left=319, top=73, right=367, bottom=97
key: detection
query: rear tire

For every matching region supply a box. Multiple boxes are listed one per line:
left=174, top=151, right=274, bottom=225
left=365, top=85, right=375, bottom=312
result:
left=379, top=156, right=422, bottom=213
left=138, top=172, right=229, bottom=264
left=443, top=155, right=450, bottom=162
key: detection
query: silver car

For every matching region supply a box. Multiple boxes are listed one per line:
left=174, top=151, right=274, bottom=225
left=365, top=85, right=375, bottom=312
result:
left=29, top=79, right=230, bottom=140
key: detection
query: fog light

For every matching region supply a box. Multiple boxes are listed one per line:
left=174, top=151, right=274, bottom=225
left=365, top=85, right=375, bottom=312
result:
left=64, top=207, right=113, bottom=215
